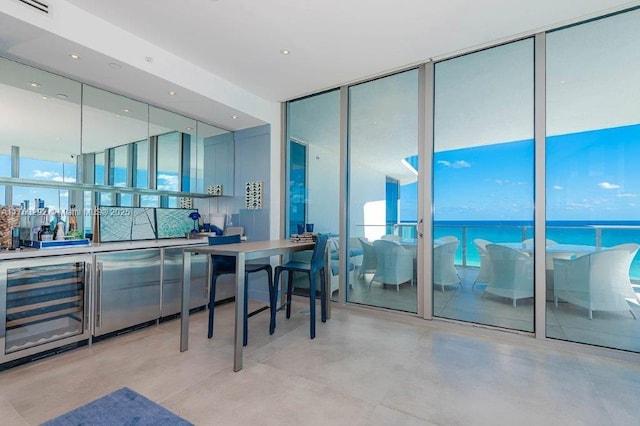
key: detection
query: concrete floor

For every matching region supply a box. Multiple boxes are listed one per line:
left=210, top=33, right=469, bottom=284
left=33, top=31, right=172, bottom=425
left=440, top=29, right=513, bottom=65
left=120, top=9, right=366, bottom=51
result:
left=0, top=298, right=639, bottom=425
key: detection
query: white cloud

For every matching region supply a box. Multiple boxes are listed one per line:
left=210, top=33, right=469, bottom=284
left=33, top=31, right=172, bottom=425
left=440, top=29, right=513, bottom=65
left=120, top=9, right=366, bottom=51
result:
left=598, top=182, right=620, bottom=189
left=157, top=173, right=179, bottom=191
left=437, top=160, right=470, bottom=168
left=495, top=179, right=503, bottom=185
left=452, top=160, right=470, bottom=168
left=553, top=185, right=563, bottom=190
left=616, top=192, right=636, bottom=198
left=32, top=170, right=60, bottom=180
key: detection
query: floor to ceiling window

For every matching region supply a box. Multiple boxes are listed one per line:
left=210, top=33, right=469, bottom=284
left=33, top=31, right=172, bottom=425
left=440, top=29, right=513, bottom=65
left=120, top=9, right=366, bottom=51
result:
left=282, top=6, right=639, bottom=355
left=546, top=9, right=640, bottom=351
left=433, top=39, right=535, bottom=331
left=286, top=90, right=341, bottom=300
left=348, top=69, right=419, bottom=313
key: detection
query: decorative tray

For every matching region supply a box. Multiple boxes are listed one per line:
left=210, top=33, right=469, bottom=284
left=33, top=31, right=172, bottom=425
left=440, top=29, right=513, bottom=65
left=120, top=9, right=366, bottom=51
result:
left=21, top=239, right=92, bottom=249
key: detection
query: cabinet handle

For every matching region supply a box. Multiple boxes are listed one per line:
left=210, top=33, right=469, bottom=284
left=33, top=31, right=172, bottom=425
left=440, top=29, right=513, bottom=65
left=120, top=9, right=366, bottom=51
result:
left=84, top=264, right=91, bottom=330
left=96, top=262, right=103, bottom=329
left=416, top=218, right=424, bottom=239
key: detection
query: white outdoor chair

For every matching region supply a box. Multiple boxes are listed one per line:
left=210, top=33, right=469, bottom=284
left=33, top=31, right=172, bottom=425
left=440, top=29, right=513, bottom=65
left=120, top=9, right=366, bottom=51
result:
left=371, top=239, right=413, bottom=291
left=433, top=240, right=461, bottom=292
left=553, top=243, right=639, bottom=319
left=473, top=238, right=492, bottom=289
left=484, top=244, right=534, bottom=307
left=357, top=237, right=377, bottom=284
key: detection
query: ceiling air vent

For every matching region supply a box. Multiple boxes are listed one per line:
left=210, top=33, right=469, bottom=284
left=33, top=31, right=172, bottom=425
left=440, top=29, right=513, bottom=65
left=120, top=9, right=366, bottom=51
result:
left=18, top=0, right=49, bottom=14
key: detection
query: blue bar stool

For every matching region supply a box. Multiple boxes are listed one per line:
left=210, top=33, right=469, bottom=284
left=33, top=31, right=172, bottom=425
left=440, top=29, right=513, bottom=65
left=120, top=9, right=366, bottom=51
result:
left=207, top=235, right=274, bottom=346
left=272, top=234, right=329, bottom=339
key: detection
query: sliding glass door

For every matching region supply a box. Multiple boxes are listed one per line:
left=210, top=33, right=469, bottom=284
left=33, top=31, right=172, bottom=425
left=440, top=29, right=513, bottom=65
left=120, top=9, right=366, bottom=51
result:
left=433, top=39, right=535, bottom=331
left=347, top=69, right=419, bottom=312
left=546, top=10, right=640, bottom=351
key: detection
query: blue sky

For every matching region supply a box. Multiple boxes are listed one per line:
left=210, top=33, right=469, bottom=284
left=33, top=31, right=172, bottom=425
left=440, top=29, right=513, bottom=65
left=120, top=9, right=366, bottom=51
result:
left=400, top=123, right=640, bottom=222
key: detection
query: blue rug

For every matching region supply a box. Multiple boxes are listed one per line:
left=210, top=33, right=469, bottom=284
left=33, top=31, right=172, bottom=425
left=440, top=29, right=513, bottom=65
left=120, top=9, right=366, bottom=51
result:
left=42, top=387, right=192, bottom=426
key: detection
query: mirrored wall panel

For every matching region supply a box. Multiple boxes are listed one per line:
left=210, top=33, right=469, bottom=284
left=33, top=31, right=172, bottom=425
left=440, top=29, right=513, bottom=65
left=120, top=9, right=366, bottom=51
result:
left=0, top=57, right=82, bottom=180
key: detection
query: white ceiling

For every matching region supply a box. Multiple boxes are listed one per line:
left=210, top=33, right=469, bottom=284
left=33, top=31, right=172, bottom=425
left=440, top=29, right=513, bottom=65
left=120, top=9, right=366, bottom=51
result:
left=0, top=0, right=637, bottom=123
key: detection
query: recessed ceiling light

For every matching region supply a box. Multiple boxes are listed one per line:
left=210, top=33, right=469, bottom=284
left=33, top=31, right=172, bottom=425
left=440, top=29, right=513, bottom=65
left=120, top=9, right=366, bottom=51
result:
left=145, top=56, right=153, bottom=63
left=280, top=49, right=290, bottom=55
left=232, top=115, right=238, bottom=119
left=123, top=108, right=129, bottom=113
left=116, top=114, right=121, bottom=117
left=69, top=54, right=80, bottom=60
left=42, top=96, right=48, bottom=100
left=28, top=81, right=41, bottom=88
left=56, top=93, right=68, bottom=99
left=560, top=80, right=566, bottom=84
left=108, top=62, right=122, bottom=70
left=186, top=127, right=192, bottom=131
left=168, top=91, right=176, bottom=96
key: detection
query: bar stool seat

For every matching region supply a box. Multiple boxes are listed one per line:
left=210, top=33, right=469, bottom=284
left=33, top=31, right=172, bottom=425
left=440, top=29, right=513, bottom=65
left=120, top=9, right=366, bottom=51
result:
left=207, top=235, right=274, bottom=346
left=272, top=234, right=329, bottom=339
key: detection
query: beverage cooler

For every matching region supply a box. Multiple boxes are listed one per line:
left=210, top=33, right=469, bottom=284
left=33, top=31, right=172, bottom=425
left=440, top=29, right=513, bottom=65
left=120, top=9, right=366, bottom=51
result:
left=0, top=255, right=91, bottom=364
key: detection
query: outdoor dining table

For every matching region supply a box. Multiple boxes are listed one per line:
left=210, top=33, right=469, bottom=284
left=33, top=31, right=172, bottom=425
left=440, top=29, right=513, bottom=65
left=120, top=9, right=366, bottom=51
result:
left=180, top=239, right=316, bottom=372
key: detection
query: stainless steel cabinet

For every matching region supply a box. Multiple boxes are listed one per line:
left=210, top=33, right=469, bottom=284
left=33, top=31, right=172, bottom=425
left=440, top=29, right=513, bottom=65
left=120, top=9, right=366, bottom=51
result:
left=161, top=246, right=209, bottom=317
left=93, top=249, right=161, bottom=336
left=0, top=255, right=91, bottom=363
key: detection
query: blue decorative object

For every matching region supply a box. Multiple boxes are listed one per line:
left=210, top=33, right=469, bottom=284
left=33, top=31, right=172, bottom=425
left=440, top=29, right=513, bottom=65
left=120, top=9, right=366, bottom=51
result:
left=188, top=211, right=201, bottom=233
left=211, top=225, right=224, bottom=236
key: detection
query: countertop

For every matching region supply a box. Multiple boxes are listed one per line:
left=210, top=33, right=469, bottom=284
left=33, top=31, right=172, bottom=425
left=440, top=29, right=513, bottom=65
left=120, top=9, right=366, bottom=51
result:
left=0, top=237, right=209, bottom=261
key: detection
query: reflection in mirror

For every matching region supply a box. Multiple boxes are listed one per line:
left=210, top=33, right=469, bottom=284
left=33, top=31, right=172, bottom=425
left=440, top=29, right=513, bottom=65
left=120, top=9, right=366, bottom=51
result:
left=133, top=140, right=149, bottom=189
left=83, top=85, right=148, bottom=176
left=149, top=106, right=197, bottom=193
left=0, top=57, right=81, bottom=184
left=156, top=132, right=180, bottom=192
left=199, top=122, right=233, bottom=196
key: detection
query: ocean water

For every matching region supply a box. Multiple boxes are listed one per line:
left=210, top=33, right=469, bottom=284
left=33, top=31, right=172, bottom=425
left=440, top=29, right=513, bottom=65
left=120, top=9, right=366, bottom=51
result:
left=432, top=221, right=640, bottom=279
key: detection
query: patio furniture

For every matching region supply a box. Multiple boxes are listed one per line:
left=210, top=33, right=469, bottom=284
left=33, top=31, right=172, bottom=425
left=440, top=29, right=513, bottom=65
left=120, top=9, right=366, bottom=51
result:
left=473, top=238, right=492, bottom=289
left=357, top=237, right=377, bottom=284
left=207, top=235, right=274, bottom=346
left=371, top=239, right=413, bottom=291
left=484, top=244, right=534, bottom=306
left=553, top=243, right=639, bottom=319
left=434, top=240, right=462, bottom=292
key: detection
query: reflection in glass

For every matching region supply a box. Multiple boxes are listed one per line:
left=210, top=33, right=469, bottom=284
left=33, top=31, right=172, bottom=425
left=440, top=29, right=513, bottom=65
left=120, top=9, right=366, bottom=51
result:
left=133, top=140, right=149, bottom=189
left=149, top=106, right=198, bottom=192
left=348, top=70, right=419, bottom=313
left=546, top=9, right=640, bottom=352
left=94, top=152, right=105, bottom=185
left=157, top=132, right=180, bottom=192
left=287, top=90, right=340, bottom=300
left=433, top=39, right=534, bottom=331
left=108, top=145, right=128, bottom=187
left=0, top=57, right=82, bottom=182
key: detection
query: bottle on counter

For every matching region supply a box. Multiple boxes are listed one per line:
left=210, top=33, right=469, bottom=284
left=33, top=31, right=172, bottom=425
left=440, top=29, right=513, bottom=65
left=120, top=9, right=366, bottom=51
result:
left=68, top=204, right=77, bottom=233
left=54, top=221, right=66, bottom=240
